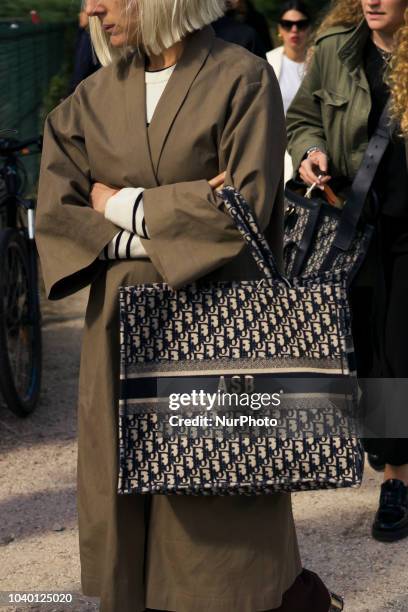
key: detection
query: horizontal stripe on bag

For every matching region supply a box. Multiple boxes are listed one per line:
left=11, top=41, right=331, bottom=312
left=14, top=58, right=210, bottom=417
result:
left=120, top=365, right=347, bottom=380
left=120, top=356, right=346, bottom=377
left=119, top=373, right=354, bottom=401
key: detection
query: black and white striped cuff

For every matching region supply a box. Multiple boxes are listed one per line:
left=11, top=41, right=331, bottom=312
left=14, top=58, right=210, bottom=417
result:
left=100, top=230, right=148, bottom=260
left=104, top=187, right=150, bottom=239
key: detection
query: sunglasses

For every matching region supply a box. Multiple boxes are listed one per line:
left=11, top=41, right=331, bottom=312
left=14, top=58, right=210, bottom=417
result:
left=279, top=19, right=311, bottom=32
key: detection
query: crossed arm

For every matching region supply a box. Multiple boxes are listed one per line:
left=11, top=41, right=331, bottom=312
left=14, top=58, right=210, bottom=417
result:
left=90, top=173, right=226, bottom=260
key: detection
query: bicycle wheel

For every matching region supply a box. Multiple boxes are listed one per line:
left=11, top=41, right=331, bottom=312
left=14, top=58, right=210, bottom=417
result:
left=0, top=228, right=42, bottom=416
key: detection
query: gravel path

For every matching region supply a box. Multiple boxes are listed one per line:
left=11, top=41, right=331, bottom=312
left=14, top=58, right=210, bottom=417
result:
left=0, top=290, right=407, bottom=611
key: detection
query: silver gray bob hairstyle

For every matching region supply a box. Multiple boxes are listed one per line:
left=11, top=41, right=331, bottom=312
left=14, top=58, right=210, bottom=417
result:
left=89, top=0, right=226, bottom=65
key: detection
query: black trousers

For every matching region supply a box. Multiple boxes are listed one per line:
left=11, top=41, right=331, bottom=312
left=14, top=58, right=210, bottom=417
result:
left=351, top=216, right=408, bottom=466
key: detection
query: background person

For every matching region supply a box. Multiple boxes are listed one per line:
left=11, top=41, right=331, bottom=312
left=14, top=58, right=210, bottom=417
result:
left=212, top=0, right=268, bottom=56
left=267, top=0, right=312, bottom=183
left=287, top=0, right=408, bottom=543
left=231, top=0, right=273, bottom=50
left=69, top=11, right=101, bottom=93
left=36, top=0, right=337, bottom=610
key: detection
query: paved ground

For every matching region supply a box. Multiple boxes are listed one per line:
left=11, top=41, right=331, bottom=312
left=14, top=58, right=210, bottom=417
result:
left=0, top=289, right=407, bottom=611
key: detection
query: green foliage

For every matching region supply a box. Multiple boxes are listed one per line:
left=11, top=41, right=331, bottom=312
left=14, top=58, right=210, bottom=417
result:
left=0, top=0, right=79, bottom=22
left=41, top=23, right=76, bottom=118
left=40, top=64, right=71, bottom=119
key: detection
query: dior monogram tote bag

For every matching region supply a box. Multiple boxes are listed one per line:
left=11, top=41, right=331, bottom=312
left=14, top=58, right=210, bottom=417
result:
left=118, top=187, right=364, bottom=495
left=283, top=104, right=391, bottom=281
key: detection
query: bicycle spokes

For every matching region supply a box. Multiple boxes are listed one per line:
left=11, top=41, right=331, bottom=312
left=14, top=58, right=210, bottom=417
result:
left=3, top=243, right=32, bottom=399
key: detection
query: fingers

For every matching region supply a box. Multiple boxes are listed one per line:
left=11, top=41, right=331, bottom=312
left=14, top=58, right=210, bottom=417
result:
left=209, top=171, right=226, bottom=189
left=318, top=154, right=328, bottom=174
left=299, top=159, right=320, bottom=186
left=299, top=161, right=314, bottom=186
left=309, top=152, right=330, bottom=184
left=91, top=182, right=114, bottom=192
left=90, top=182, right=105, bottom=196
left=89, top=182, right=118, bottom=213
left=299, top=153, right=331, bottom=187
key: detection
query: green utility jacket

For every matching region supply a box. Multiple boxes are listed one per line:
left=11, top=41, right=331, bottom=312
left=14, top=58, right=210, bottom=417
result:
left=286, top=20, right=408, bottom=179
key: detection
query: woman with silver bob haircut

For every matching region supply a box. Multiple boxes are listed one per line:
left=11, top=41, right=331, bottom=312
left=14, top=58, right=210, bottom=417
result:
left=36, top=1, right=334, bottom=611
left=89, top=0, right=226, bottom=60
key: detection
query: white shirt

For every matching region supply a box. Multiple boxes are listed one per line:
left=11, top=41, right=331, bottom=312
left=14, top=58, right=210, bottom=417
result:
left=279, top=55, right=305, bottom=115
left=145, top=65, right=176, bottom=124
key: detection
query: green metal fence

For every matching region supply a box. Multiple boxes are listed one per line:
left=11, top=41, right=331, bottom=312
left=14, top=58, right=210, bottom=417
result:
left=0, top=21, right=72, bottom=188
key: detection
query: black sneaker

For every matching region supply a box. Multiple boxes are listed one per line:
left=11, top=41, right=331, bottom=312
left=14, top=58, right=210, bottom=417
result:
left=372, top=479, right=408, bottom=542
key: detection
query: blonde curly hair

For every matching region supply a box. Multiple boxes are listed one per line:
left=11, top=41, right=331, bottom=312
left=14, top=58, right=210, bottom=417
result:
left=315, top=0, right=408, bottom=136
left=315, top=0, right=362, bottom=36
left=389, top=8, right=408, bottom=136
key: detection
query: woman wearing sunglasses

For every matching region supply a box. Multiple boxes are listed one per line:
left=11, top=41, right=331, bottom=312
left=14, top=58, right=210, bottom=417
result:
left=267, top=1, right=312, bottom=182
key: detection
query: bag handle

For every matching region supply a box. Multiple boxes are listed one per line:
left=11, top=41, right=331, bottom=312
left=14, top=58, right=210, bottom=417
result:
left=331, top=101, right=391, bottom=253
left=218, top=186, right=290, bottom=286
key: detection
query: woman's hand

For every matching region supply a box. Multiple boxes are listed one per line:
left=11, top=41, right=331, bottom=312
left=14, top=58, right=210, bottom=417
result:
left=299, top=151, right=331, bottom=187
left=209, top=172, right=226, bottom=191
left=90, top=182, right=119, bottom=214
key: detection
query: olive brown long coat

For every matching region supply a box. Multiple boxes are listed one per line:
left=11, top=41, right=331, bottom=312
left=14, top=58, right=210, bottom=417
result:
left=36, top=26, right=301, bottom=612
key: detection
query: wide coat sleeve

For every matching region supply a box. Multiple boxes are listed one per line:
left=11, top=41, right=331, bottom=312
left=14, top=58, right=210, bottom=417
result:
left=286, top=46, right=328, bottom=175
left=36, top=91, right=118, bottom=300
left=142, top=62, right=286, bottom=288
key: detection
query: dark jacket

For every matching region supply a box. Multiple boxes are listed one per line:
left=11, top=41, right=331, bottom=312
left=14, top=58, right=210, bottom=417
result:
left=70, top=28, right=100, bottom=93
left=212, top=15, right=268, bottom=58
left=244, top=1, right=273, bottom=52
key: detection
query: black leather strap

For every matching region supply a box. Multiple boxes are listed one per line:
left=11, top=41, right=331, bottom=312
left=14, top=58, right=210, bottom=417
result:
left=332, top=102, right=391, bottom=252
left=292, top=201, right=322, bottom=276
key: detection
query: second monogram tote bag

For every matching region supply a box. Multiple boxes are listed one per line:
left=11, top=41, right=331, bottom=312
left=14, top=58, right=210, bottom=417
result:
left=283, top=104, right=390, bottom=281
left=118, top=187, right=363, bottom=496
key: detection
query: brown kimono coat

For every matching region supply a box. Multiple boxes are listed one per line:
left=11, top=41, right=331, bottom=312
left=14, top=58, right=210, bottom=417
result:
left=36, top=26, right=301, bottom=612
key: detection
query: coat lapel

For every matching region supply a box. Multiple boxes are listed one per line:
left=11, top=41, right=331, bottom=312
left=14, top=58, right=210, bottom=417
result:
left=122, top=53, right=158, bottom=187
left=148, top=26, right=215, bottom=176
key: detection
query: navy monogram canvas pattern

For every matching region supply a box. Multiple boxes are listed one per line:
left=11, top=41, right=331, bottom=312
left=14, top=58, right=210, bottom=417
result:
left=120, top=281, right=347, bottom=364
left=118, top=187, right=364, bottom=495
left=119, top=416, right=363, bottom=495
left=284, top=191, right=373, bottom=281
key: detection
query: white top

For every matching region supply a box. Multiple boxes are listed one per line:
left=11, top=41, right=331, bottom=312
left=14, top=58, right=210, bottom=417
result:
left=279, top=55, right=305, bottom=115
left=145, top=65, right=176, bottom=124
left=266, top=46, right=284, bottom=80
left=102, top=64, right=176, bottom=261
left=266, top=47, right=304, bottom=183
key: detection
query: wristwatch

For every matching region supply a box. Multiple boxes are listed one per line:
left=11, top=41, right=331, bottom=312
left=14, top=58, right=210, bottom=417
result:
left=306, top=146, right=324, bottom=157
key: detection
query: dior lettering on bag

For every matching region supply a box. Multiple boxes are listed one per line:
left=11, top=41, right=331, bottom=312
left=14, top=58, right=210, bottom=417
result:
left=118, top=187, right=364, bottom=495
